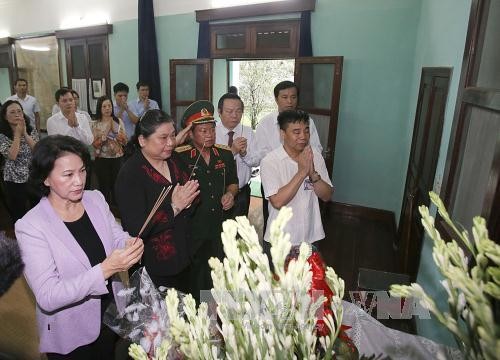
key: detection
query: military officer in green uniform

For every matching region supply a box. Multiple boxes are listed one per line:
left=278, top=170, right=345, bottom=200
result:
left=175, top=100, right=238, bottom=302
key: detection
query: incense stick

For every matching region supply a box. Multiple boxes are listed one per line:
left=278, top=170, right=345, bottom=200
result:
left=135, top=184, right=173, bottom=240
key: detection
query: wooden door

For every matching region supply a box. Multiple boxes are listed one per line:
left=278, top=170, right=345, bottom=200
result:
left=398, top=67, right=451, bottom=279
left=65, top=36, right=110, bottom=115
left=441, top=0, right=500, bottom=244
left=169, top=59, right=212, bottom=129
left=294, top=56, right=343, bottom=177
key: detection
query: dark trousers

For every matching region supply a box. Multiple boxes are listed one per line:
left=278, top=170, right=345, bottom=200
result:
left=232, top=184, right=251, bottom=218
left=189, top=236, right=224, bottom=304
left=94, top=157, right=122, bottom=205
left=263, top=240, right=320, bottom=274
left=262, top=240, right=274, bottom=273
left=3, top=181, right=30, bottom=223
left=261, top=183, right=269, bottom=234
left=46, top=324, right=118, bottom=360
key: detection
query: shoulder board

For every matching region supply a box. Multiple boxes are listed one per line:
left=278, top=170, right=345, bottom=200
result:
left=214, top=143, right=231, bottom=151
left=174, top=144, right=193, bottom=153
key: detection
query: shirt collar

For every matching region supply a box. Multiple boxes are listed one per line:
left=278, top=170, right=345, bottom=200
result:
left=277, top=145, right=290, bottom=160
left=218, top=121, right=240, bottom=135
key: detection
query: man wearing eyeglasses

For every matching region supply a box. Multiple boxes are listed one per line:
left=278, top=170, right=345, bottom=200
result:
left=215, top=93, right=258, bottom=217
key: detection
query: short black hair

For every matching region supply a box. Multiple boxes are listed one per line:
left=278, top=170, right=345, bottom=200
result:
left=273, top=81, right=299, bottom=98
left=14, top=78, right=28, bottom=86
left=228, top=85, right=238, bottom=94
left=29, top=135, right=91, bottom=198
left=277, top=109, right=309, bottom=130
left=113, top=82, right=129, bottom=94
left=70, top=89, right=80, bottom=99
left=136, top=81, right=150, bottom=90
left=55, top=88, right=73, bottom=102
left=217, top=93, right=244, bottom=112
left=125, top=109, right=174, bottom=157
left=0, top=100, right=33, bottom=140
left=54, top=86, right=70, bottom=101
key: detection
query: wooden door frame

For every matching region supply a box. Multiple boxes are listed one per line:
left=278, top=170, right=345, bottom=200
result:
left=294, top=56, right=343, bottom=175
left=439, top=0, right=500, bottom=240
left=169, top=58, right=213, bottom=122
left=398, top=67, right=452, bottom=277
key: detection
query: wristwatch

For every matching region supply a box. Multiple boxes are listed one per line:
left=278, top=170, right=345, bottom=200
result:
left=171, top=203, right=181, bottom=215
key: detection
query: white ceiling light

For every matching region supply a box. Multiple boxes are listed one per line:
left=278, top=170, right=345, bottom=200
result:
left=20, top=44, right=50, bottom=52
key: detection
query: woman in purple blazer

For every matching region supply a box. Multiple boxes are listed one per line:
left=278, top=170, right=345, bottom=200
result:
left=15, top=135, right=144, bottom=359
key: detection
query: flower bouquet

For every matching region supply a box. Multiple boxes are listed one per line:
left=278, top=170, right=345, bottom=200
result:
left=104, top=267, right=182, bottom=358
left=128, top=207, right=357, bottom=359
left=390, top=191, right=500, bottom=360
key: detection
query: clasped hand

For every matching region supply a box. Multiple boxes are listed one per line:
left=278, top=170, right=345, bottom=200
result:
left=13, top=120, right=26, bottom=137
left=221, top=192, right=234, bottom=210
left=67, top=113, right=79, bottom=128
left=297, top=145, right=316, bottom=178
left=100, top=238, right=144, bottom=279
left=171, top=180, right=200, bottom=211
left=231, top=137, right=247, bottom=156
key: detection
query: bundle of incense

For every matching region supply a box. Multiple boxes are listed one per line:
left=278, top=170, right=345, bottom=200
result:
left=188, top=141, right=206, bottom=181
left=135, top=184, right=173, bottom=240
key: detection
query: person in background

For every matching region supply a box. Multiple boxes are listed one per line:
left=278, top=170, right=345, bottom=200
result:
left=16, top=135, right=143, bottom=359
left=115, top=110, right=199, bottom=291
left=51, top=86, right=69, bottom=115
left=70, top=89, right=91, bottom=120
left=228, top=85, right=238, bottom=95
left=215, top=93, right=258, bottom=217
left=260, top=110, right=333, bottom=263
left=46, top=88, right=93, bottom=146
left=4, top=78, right=41, bottom=131
left=0, top=100, right=38, bottom=222
left=0, top=230, right=24, bottom=297
left=91, top=96, right=127, bottom=205
left=255, top=81, right=323, bottom=234
left=51, top=89, right=90, bottom=119
left=130, top=81, right=160, bottom=118
left=176, top=100, right=238, bottom=302
left=113, top=82, right=138, bottom=140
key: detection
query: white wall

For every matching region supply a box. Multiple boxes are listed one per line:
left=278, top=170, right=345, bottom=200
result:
left=0, top=0, right=212, bottom=36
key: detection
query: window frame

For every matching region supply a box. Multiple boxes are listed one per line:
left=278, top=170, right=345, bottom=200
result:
left=210, top=19, right=300, bottom=58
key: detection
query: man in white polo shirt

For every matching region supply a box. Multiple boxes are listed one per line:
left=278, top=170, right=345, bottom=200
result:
left=5, top=78, right=41, bottom=131
left=260, top=110, right=333, bottom=258
left=256, top=80, right=323, bottom=233
left=215, top=92, right=259, bottom=217
left=46, top=88, right=93, bottom=145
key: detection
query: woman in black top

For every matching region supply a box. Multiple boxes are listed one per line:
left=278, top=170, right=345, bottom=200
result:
left=0, top=100, right=39, bottom=222
left=115, top=110, right=199, bottom=292
left=15, top=135, right=143, bottom=358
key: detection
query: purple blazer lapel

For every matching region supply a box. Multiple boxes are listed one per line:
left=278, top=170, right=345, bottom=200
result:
left=39, top=197, right=91, bottom=269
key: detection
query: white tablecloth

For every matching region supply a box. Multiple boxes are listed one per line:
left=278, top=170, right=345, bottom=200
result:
left=342, top=301, right=463, bottom=359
